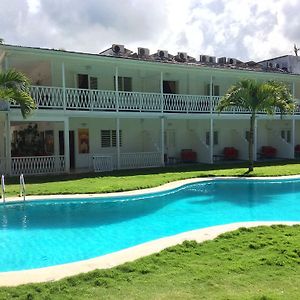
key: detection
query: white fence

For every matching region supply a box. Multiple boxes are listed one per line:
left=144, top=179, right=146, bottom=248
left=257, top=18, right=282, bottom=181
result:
left=11, top=156, right=65, bottom=175
left=92, top=155, right=114, bottom=172
left=120, top=152, right=161, bottom=169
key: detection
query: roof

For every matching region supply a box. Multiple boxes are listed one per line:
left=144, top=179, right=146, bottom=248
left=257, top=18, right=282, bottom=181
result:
left=0, top=43, right=294, bottom=75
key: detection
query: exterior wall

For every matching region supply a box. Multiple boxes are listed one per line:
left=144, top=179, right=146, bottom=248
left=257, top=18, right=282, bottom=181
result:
left=0, top=114, right=6, bottom=158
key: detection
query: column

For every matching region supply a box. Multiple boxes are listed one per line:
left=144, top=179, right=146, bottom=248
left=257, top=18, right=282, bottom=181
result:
left=116, top=118, right=120, bottom=169
left=115, top=67, right=119, bottom=112
left=64, top=117, right=70, bottom=173
left=5, top=113, right=11, bottom=175
left=160, top=71, right=164, bottom=113
left=160, top=117, right=165, bottom=166
left=292, top=118, right=295, bottom=159
left=62, top=62, right=66, bottom=111
left=209, top=76, right=213, bottom=114
left=209, top=118, right=214, bottom=164
left=254, top=118, right=258, bottom=161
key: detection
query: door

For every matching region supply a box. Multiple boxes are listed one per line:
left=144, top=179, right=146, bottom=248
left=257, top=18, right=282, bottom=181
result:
left=59, top=130, right=75, bottom=169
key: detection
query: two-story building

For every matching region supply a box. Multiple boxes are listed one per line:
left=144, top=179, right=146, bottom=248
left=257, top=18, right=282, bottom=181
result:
left=1, top=43, right=300, bottom=176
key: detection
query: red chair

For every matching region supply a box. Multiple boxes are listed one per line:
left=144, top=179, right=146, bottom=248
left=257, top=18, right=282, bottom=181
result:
left=181, top=149, right=197, bottom=163
left=261, top=146, right=277, bottom=158
left=223, top=147, right=238, bottom=160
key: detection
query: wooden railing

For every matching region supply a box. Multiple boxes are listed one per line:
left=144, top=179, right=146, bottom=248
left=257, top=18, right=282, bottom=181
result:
left=8, top=85, right=300, bottom=114
left=11, top=155, right=65, bottom=175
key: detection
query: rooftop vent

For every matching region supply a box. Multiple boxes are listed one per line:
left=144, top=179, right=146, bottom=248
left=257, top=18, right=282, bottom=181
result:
left=112, top=44, right=124, bottom=54
left=157, top=50, right=168, bottom=59
left=138, top=47, right=150, bottom=57
left=178, top=52, right=187, bottom=61
left=218, top=57, right=227, bottom=64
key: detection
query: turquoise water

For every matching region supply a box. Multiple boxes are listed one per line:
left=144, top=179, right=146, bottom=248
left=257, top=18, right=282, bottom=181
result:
left=1, top=178, right=300, bottom=272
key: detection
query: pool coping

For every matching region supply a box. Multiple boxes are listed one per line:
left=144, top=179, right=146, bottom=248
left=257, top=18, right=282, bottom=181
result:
left=1, top=175, right=300, bottom=286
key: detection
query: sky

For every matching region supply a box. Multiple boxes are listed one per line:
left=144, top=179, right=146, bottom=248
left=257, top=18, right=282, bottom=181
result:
left=0, top=0, right=299, bottom=62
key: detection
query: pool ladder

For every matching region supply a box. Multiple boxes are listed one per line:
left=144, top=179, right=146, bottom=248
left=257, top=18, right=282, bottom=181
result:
left=1, top=174, right=5, bottom=203
left=20, top=174, right=26, bottom=201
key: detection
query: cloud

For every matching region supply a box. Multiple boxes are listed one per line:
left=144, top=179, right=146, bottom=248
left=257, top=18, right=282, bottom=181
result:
left=0, top=0, right=298, bottom=61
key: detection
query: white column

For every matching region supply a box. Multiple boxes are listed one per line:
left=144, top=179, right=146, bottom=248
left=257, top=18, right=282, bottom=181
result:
left=5, top=113, right=11, bottom=175
left=160, top=117, right=165, bottom=166
left=160, top=71, right=164, bottom=113
left=116, top=118, right=120, bottom=169
left=62, top=62, right=66, bottom=111
left=292, top=118, right=295, bottom=159
left=254, top=118, right=258, bottom=161
left=210, top=76, right=213, bottom=114
left=115, top=67, right=119, bottom=112
left=64, top=117, right=70, bottom=173
left=209, top=118, right=214, bottom=164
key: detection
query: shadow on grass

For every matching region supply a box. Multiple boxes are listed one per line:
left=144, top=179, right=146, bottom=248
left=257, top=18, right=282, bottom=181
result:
left=4, top=159, right=297, bottom=185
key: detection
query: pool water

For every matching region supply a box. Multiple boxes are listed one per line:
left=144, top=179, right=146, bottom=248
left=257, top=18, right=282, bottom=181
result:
left=1, top=178, right=300, bottom=272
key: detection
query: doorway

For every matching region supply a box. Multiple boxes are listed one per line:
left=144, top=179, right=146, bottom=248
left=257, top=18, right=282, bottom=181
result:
left=59, top=130, right=75, bottom=169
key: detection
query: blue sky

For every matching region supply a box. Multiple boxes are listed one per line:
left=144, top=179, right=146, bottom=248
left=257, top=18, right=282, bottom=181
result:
left=1, top=0, right=299, bottom=61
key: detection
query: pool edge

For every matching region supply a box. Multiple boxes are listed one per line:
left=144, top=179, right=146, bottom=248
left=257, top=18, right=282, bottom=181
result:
left=0, top=221, right=299, bottom=286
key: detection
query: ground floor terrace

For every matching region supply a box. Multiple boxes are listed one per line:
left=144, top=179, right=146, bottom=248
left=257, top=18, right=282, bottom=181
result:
left=1, top=111, right=300, bottom=176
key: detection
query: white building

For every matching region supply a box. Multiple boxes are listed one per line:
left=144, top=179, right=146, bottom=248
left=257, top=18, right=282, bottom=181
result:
left=1, top=44, right=300, bottom=176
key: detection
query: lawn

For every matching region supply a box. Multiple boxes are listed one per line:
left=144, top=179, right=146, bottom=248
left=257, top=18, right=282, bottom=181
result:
left=4, top=160, right=300, bottom=197
left=1, top=225, right=300, bottom=299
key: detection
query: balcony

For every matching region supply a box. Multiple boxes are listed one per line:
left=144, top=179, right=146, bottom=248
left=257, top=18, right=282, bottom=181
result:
left=7, top=85, right=299, bottom=115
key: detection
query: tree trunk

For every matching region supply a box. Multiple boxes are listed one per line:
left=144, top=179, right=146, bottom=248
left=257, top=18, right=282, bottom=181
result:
left=248, top=113, right=256, bottom=172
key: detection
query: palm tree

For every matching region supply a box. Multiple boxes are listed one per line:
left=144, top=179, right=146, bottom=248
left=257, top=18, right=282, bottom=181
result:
left=217, top=79, right=295, bottom=172
left=0, top=69, right=36, bottom=118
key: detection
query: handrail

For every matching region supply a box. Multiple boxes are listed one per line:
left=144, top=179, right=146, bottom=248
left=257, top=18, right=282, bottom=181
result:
left=1, top=174, right=5, bottom=203
left=19, top=174, right=26, bottom=201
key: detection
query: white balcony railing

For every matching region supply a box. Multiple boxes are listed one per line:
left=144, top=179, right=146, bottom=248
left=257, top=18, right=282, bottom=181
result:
left=8, top=85, right=300, bottom=115
left=11, top=155, right=65, bottom=175
left=92, top=155, right=114, bottom=172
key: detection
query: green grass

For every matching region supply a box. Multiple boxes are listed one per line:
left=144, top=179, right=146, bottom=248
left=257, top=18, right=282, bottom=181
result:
left=4, top=160, right=300, bottom=197
left=1, top=225, right=300, bottom=299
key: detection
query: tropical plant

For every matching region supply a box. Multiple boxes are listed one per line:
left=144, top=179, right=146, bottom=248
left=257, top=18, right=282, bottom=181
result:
left=0, top=69, right=36, bottom=118
left=217, top=79, right=295, bottom=172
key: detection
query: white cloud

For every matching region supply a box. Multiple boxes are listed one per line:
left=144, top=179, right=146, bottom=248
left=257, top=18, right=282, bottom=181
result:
left=0, top=0, right=299, bottom=61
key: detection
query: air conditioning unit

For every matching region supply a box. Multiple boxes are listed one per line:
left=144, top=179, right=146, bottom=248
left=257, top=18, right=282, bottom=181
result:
left=178, top=52, right=187, bottom=61
left=112, top=44, right=124, bottom=54
left=138, top=47, right=150, bottom=57
left=218, top=57, right=227, bottom=64
left=157, top=50, right=168, bottom=59
left=200, top=55, right=210, bottom=63
left=208, top=56, right=216, bottom=63
left=227, top=57, right=237, bottom=64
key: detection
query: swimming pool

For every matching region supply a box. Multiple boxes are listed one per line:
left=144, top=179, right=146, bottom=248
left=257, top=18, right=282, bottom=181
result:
left=1, top=178, right=300, bottom=272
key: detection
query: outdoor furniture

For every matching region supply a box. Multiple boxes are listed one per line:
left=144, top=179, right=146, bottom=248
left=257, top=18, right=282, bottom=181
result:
left=261, top=146, right=277, bottom=158
left=223, top=147, right=238, bottom=160
left=181, top=149, right=197, bottom=163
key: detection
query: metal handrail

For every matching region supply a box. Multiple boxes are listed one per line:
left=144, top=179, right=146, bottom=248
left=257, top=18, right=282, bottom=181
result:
left=1, top=174, right=5, bottom=203
left=19, top=174, right=26, bottom=201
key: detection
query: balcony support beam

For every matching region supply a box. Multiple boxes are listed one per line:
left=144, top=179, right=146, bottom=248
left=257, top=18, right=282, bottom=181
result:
left=209, top=118, right=214, bottom=164
left=160, top=117, right=165, bottom=166
left=64, top=117, right=70, bottom=173
left=62, top=62, right=66, bottom=111
left=115, top=67, right=119, bottom=112
left=116, top=117, right=120, bottom=169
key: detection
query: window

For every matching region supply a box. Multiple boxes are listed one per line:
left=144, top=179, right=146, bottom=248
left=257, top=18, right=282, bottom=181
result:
left=163, top=81, right=177, bottom=94
left=205, top=84, right=220, bottom=96
left=101, top=130, right=122, bottom=148
left=77, top=74, right=98, bottom=89
left=114, top=76, right=132, bottom=91
left=206, top=131, right=219, bottom=145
